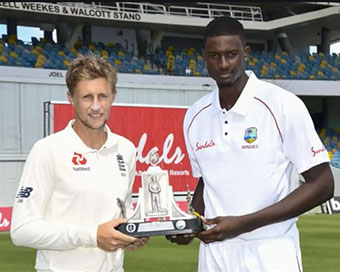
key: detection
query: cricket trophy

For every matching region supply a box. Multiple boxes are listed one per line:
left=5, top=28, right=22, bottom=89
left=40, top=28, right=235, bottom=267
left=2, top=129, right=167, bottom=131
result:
left=116, top=149, right=203, bottom=237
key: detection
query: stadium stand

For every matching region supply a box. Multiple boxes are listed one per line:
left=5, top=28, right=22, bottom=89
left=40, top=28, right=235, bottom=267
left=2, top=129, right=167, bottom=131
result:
left=1, top=34, right=340, bottom=80
left=0, top=33, right=207, bottom=75
left=1, top=2, right=340, bottom=79
left=319, top=128, right=340, bottom=168
left=247, top=51, right=340, bottom=80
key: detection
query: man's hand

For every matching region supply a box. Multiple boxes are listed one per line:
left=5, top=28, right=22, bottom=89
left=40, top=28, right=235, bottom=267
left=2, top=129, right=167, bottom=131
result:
left=165, top=233, right=195, bottom=245
left=97, top=218, right=137, bottom=251
left=197, top=216, right=246, bottom=244
left=124, top=237, right=149, bottom=251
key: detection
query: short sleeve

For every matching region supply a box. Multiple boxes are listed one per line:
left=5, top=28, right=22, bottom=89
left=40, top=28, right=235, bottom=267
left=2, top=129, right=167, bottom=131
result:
left=282, top=95, right=329, bottom=174
left=183, top=110, right=202, bottom=178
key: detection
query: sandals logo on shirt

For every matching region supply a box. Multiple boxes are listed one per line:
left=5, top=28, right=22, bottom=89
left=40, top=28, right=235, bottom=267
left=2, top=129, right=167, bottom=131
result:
left=72, top=152, right=90, bottom=171
left=311, top=146, right=326, bottom=157
left=195, top=139, right=216, bottom=152
left=242, top=127, right=259, bottom=149
left=116, top=154, right=127, bottom=177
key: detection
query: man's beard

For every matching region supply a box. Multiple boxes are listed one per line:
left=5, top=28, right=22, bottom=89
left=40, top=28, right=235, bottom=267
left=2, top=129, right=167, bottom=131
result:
left=217, top=71, right=243, bottom=89
left=217, top=81, right=233, bottom=89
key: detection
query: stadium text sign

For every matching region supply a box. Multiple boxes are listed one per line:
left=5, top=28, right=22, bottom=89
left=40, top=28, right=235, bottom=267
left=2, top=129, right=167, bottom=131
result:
left=53, top=103, right=197, bottom=193
left=326, top=197, right=340, bottom=214
left=0, top=2, right=142, bottom=21
left=0, top=207, right=12, bottom=231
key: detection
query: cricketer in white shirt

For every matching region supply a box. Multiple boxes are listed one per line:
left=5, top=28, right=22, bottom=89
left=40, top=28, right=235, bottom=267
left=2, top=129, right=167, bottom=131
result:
left=11, top=120, right=137, bottom=271
left=183, top=71, right=331, bottom=271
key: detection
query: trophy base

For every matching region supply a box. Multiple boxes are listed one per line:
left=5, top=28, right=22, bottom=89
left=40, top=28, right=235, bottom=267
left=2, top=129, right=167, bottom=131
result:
left=116, top=218, right=204, bottom=237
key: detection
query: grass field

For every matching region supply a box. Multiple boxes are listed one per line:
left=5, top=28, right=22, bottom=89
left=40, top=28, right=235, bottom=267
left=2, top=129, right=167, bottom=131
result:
left=0, top=214, right=339, bottom=271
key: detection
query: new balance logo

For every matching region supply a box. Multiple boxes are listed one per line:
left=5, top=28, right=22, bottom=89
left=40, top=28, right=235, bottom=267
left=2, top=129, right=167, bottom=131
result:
left=16, top=186, right=33, bottom=203
left=72, top=152, right=87, bottom=165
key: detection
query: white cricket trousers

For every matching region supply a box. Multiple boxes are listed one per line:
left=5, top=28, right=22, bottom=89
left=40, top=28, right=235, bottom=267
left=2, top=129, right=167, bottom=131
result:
left=198, top=237, right=302, bottom=272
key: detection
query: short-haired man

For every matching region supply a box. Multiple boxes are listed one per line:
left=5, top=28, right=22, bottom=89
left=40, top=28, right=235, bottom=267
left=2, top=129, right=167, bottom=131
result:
left=169, top=16, right=334, bottom=271
left=11, top=55, right=147, bottom=271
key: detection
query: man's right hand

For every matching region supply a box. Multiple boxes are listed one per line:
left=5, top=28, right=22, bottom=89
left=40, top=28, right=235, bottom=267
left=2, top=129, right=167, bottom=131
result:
left=165, top=233, right=195, bottom=245
left=97, top=218, right=137, bottom=251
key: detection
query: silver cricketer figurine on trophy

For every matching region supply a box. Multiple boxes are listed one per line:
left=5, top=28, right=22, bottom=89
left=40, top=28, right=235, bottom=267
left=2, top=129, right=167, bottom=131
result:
left=116, top=149, right=203, bottom=237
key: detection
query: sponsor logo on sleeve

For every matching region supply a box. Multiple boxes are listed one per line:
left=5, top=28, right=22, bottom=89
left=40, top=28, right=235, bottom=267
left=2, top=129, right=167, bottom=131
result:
left=16, top=186, right=33, bottom=203
left=72, top=152, right=90, bottom=171
left=242, top=127, right=259, bottom=149
left=311, top=146, right=326, bottom=157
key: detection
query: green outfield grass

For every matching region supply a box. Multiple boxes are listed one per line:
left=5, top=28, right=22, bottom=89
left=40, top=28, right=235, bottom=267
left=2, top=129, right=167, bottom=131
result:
left=0, top=214, right=339, bottom=271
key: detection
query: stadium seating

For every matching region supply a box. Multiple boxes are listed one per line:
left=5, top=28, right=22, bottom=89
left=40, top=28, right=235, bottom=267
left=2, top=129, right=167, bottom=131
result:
left=1, top=34, right=340, bottom=80
left=319, top=128, right=340, bottom=168
left=246, top=51, right=340, bottom=80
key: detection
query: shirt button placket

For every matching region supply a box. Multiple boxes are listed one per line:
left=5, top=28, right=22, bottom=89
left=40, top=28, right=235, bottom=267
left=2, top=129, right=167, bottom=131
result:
left=222, top=110, right=229, bottom=141
left=224, top=118, right=228, bottom=136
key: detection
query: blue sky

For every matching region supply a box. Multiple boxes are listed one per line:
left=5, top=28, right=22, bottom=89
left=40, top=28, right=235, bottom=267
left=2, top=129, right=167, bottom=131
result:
left=0, top=24, right=56, bottom=43
left=0, top=24, right=340, bottom=54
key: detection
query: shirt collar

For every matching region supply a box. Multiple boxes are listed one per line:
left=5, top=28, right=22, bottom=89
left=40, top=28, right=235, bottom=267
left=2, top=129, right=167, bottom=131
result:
left=65, top=120, right=118, bottom=153
left=211, top=70, right=258, bottom=116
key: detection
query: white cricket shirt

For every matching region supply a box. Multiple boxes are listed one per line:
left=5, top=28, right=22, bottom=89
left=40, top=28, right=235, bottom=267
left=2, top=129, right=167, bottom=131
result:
left=11, top=120, right=136, bottom=272
left=183, top=71, right=329, bottom=242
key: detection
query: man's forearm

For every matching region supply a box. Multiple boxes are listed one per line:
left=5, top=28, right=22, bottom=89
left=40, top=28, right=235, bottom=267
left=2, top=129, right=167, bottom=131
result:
left=239, top=162, right=334, bottom=233
left=11, top=219, right=97, bottom=250
left=192, top=177, right=205, bottom=215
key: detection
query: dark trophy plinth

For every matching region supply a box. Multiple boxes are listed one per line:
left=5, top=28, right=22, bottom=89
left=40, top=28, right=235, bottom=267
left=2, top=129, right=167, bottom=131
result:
left=116, top=150, right=203, bottom=237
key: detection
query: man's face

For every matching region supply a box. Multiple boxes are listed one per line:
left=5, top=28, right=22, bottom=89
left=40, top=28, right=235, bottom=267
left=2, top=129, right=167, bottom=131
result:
left=204, top=35, right=248, bottom=88
left=67, top=77, right=115, bottom=130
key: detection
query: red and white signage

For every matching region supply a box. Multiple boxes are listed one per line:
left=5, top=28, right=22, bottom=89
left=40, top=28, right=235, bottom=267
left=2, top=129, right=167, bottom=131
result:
left=0, top=207, right=12, bottom=231
left=0, top=103, right=197, bottom=232
left=53, top=103, right=197, bottom=193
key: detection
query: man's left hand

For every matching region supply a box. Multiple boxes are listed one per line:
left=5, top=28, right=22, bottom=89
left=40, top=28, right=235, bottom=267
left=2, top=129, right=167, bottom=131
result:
left=197, top=216, right=246, bottom=243
left=124, top=237, right=149, bottom=251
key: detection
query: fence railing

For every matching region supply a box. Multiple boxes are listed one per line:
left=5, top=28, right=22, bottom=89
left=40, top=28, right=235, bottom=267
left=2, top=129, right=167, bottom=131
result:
left=57, top=2, right=263, bottom=21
